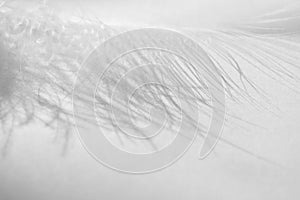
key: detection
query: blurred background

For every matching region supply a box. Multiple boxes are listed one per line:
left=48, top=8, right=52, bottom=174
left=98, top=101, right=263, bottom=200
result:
left=11, top=0, right=300, bottom=27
